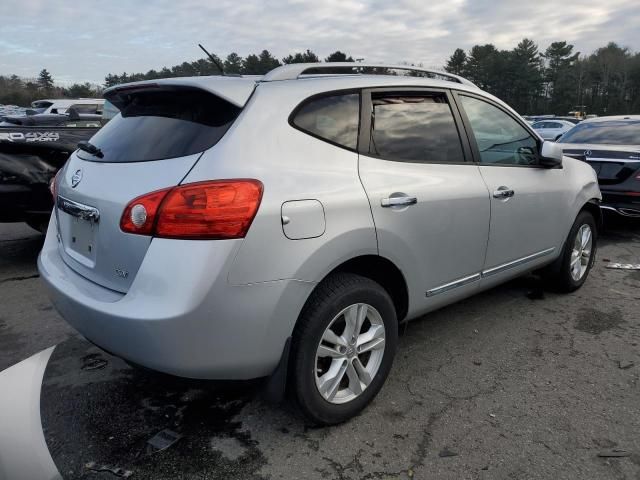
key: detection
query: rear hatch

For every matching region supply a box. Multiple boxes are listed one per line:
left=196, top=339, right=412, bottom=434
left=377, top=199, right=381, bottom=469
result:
left=562, top=146, right=640, bottom=185
left=54, top=82, right=251, bottom=293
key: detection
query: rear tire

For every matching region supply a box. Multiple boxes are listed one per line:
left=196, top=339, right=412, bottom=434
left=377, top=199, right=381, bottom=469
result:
left=290, top=273, right=397, bottom=425
left=543, top=210, right=597, bottom=292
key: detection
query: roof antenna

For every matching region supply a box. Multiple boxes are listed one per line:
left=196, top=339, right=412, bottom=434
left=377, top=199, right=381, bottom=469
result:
left=198, top=43, right=224, bottom=75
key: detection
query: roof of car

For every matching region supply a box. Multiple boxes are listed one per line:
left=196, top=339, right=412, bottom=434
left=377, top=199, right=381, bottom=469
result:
left=105, top=63, right=481, bottom=109
left=579, top=115, right=640, bottom=124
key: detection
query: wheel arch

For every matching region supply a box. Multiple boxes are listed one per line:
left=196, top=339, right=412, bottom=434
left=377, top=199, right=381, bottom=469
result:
left=581, top=198, right=603, bottom=232
left=313, top=255, right=409, bottom=323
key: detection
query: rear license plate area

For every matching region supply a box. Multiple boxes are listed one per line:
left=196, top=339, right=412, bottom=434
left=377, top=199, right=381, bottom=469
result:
left=60, top=212, right=98, bottom=267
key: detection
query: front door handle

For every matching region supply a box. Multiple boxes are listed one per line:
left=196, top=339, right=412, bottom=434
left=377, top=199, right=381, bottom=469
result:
left=493, top=187, right=515, bottom=199
left=381, top=196, right=417, bottom=207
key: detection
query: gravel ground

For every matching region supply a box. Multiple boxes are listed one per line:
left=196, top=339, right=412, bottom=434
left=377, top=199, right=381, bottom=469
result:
left=1, top=217, right=639, bottom=480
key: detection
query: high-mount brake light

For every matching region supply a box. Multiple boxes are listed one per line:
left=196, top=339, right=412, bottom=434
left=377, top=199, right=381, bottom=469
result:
left=120, top=180, right=263, bottom=240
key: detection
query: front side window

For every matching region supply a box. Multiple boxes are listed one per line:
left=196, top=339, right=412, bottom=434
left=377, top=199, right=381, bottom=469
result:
left=369, top=92, right=464, bottom=163
left=292, top=93, right=360, bottom=150
left=459, top=95, right=538, bottom=166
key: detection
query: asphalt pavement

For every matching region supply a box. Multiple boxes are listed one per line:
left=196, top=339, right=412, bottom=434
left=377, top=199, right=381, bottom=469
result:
left=0, top=217, right=639, bottom=480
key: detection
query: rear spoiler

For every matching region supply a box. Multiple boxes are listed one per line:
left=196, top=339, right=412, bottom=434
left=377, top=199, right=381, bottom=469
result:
left=104, top=76, right=257, bottom=108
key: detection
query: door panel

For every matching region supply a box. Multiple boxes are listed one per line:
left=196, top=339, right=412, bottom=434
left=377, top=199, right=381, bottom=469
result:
left=360, top=158, right=490, bottom=305
left=455, top=93, right=569, bottom=282
left=358, top=89, right=490, bottom=316
left=478, top=166, right=567, bottom=270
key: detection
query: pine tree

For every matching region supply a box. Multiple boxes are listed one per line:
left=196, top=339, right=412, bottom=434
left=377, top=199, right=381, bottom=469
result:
left=282, top=49, right=319, bottom=64
left=224, top=53, right=244, bottom=74
left=444, top=48, right=467, bottom=76
left=37, top=68, right=54, bottom=91
left=325, top=51, right=354, bottom=62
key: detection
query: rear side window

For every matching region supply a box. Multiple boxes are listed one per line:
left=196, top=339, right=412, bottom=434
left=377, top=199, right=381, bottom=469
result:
left=78, top=88, right=240, bottom=162
left=292, top=93, right=360, bottom=150
left=369, top=92, right=465, bottom=163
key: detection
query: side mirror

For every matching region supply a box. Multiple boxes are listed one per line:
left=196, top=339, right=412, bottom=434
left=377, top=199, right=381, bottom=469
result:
left=539, top=141, right=563, bottom=168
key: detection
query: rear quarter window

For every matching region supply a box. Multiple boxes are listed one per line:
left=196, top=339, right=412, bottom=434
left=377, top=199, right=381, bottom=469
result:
left=79, top=87, right=241, bottom=162
left=291, top=93, right=360, bottom=150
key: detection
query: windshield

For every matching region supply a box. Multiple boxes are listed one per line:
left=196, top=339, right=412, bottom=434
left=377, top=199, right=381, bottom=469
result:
left=78, top=88, right=241, bottom=162
left=559, top=120, right=640, bottom=145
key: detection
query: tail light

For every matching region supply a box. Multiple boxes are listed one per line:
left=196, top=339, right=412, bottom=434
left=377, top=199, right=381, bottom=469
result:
left=120, top=180, right=263, bottom=240
left=49, top=169, right=62, bottom=198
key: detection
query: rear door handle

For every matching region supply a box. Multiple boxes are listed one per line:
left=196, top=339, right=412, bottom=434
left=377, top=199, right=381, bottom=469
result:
left=381, top=196, right=417, bottom=207
left=493, top=187, right=515, bottom=199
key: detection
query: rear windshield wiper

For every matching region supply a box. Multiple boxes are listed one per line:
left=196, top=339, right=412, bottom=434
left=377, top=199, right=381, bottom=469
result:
left=78, top=140, right=104, bottom=158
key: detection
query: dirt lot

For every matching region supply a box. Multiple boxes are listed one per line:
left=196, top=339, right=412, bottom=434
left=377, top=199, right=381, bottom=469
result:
left=1, top=217, right=639, bottom=480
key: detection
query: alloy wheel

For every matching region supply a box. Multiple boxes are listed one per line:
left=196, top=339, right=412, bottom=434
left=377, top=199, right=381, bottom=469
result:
left=314, top=303, right=386, bottom=404
left=570, top=224, right=593, bottom=281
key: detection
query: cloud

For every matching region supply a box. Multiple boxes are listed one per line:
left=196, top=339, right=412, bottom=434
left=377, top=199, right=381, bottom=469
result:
left=1, top=0, right=638, bottom=84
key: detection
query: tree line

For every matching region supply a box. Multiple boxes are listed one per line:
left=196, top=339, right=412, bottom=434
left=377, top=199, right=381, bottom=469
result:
left=445, top=39, right=640, bottom=116
left=2, top=42, right=639, bottom=116
left=103, top=49, right=353, bottom=86
left=0, top=69, right=103, bottom=107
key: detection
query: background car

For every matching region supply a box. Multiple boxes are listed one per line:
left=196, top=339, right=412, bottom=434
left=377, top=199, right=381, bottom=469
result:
left=557, top=115, right=640, bottom=218
left=532, top=119, right=576, bottom=141
left=30, top=98, right=105, bottom=115
left=0, top=109, right=107, bottom=232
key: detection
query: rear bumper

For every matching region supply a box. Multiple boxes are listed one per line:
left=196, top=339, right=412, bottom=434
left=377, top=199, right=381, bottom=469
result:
left=37, top=216, right=315, bottom=380
left=600, top=191, right=640, bottom=217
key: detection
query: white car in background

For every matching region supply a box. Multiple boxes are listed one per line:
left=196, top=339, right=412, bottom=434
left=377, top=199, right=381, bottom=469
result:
left=30, top=98, right=105, bottom=115
left=532, top=119, right=576, bottom=141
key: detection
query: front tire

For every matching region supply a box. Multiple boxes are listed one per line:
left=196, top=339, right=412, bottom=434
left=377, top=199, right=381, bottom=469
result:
left=290, top=273, right=397, bottom=425
left=544, top=210, right=597, bottom=292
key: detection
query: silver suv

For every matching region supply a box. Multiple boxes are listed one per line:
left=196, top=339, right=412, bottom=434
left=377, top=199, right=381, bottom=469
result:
left=39, top=63, right=602, bottom=424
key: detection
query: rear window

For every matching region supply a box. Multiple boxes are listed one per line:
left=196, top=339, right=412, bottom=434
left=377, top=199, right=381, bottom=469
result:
left=78, top=88, right=240, bottom=162
left=560, top=120, right=640, bottom=145
left=292, top=93, right=360, bottom=150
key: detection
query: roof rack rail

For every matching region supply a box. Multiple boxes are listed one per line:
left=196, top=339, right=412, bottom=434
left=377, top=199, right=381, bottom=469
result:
left=261, top=62, right=477, bottom=87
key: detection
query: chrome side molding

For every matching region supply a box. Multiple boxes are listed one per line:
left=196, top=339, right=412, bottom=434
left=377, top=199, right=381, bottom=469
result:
left=425, top=247, right=556, bottom=297
left=425, top=273, right=480, bottom=297
left=481, top=247, right=555, bottom=278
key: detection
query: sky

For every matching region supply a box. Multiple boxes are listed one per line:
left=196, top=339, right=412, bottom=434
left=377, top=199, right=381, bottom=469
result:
left=1, top=0, right=639, bottom=85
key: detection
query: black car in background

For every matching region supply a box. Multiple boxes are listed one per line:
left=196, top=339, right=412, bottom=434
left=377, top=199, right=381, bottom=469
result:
left=557, top=115, right=640, bottom=218
left=0, top=108, right=107, bottom=232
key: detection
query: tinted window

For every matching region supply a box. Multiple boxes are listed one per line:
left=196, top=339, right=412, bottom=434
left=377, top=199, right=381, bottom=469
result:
left=293, top=93, right=359, bottom=150
left=459, top=95, right=538, bottom=166
left=78, top=88, right=240, bottom=162
left=70, top=104, right=100, bottom=114
left=532, top=122, right=546, bottom=129
left=559, top=120, right=640, bottom=145
left=548, top=122, right=563, bottom=129
left=369, top=93, right=464, bottom=163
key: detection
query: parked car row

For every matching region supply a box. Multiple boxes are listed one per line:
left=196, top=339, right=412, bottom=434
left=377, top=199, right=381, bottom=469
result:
left=0, top=100, right=114, bottom=232
left=557, top=116, right=640, bottom=218
left=38, top=63, right=603, bottom=424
